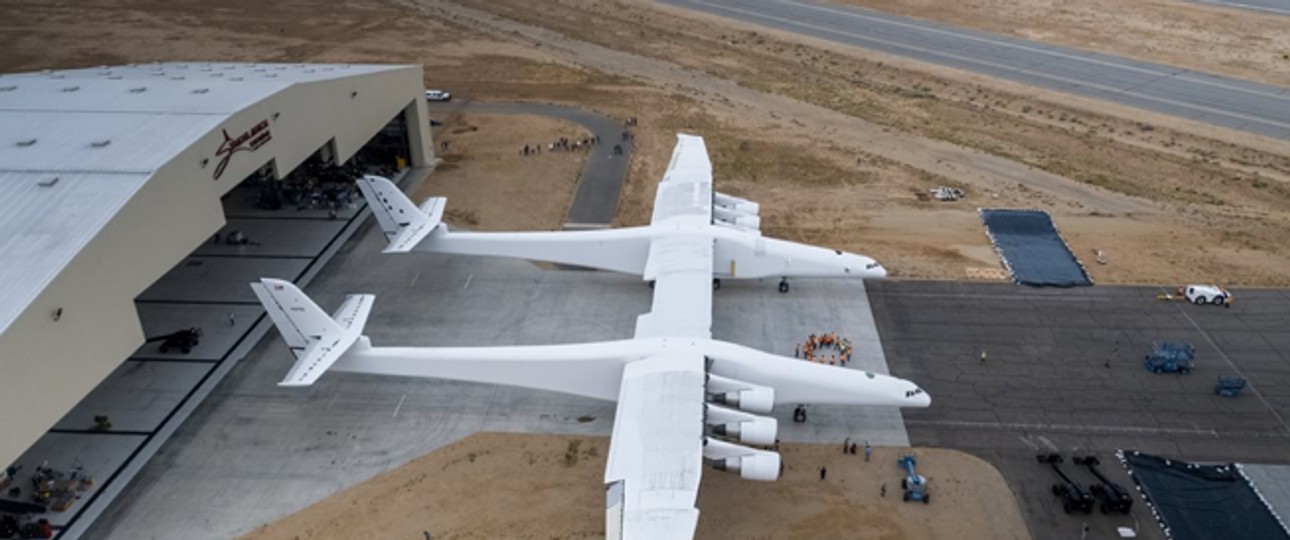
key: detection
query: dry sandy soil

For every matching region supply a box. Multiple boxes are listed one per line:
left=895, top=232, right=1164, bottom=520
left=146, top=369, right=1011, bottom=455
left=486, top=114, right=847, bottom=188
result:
left=238, top=433, right=1030, bottom=540
left=414, top=113, right=589, bottom=230
left=4, top=0, right=1290, bottom=284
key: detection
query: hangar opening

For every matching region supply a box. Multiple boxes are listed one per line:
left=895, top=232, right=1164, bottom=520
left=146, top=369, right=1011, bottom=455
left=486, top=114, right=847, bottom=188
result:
left=0, top=62, right=434, bottom=538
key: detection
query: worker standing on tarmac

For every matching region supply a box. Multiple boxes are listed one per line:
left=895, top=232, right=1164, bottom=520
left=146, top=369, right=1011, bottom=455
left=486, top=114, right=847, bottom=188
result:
left=980, top=347, right=988, bottom=364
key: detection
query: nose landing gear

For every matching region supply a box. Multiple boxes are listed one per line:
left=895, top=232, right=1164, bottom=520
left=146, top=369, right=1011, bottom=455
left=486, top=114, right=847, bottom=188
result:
left=778, top=278, right=790, bottom=294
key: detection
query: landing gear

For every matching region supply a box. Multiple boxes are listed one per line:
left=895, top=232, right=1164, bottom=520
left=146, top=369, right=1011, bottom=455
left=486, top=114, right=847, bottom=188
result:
left=713, top=278, right=722, bottom=291
left=778, top=278, right=790, bottom=294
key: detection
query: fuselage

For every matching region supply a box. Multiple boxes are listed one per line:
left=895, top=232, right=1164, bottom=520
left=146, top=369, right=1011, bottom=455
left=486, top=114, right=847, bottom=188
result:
left=334, top=336, right=927, bottom=409
left=423, top=222, right=886, bottom=280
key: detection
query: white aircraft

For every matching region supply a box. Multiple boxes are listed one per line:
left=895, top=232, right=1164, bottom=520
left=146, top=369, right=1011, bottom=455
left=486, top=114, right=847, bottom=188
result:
left=251, top=134, right=929, bottom=539
left=356, top=136, right=885, bottom=293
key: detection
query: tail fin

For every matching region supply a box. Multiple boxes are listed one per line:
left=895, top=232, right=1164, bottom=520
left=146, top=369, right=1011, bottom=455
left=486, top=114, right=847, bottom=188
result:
left=250, top=278, right=373, bottom=387
left=356, top=175, right=445, bottom=253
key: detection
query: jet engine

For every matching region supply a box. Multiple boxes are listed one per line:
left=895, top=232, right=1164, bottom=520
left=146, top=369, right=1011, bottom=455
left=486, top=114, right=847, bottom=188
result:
left=704, top=438, right=782, bottom=481
left=714, top=192, right=760, bottom=215
left=707, top=374, right=775, bottom=414
left=705, top=404, right=778, bottom=446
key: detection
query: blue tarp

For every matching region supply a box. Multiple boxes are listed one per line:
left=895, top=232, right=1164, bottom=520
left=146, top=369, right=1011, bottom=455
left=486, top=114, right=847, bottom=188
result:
left=980, top=209, right=1092, bottom=287
left=1123, top=452, right=1289, bottom=540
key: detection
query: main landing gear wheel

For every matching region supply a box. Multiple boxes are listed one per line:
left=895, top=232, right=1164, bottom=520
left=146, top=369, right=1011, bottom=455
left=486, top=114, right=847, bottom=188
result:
left=778, top=279, right=790, bottom=294
left=713, top=278, right=721, bottom=291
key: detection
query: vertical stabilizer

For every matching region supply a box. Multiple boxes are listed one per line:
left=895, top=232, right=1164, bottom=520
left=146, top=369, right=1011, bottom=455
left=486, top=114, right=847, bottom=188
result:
left=250, top=278, right=372, bottom=386
left=356, top=175, right=444, bottom=252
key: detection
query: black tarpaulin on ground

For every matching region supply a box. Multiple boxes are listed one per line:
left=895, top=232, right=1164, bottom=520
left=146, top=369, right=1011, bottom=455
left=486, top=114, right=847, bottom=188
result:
left=980, top=209, right=1092, bottom=287
left=1123, top=452, right=1289, bottom=540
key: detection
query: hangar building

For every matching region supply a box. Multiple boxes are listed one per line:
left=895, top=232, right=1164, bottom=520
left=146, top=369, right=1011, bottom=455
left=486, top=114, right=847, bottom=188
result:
left=0, top=62, right=434, bottom=470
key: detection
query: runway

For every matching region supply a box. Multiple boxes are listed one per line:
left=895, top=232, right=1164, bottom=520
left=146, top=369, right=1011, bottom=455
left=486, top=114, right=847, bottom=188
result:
left=1194, top=0, right=1290, bottom=16
left=660, top=0, right=1290, bottom=140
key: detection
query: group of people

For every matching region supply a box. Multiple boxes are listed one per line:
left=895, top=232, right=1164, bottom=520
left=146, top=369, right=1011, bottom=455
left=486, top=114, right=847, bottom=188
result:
left=842, top=437, right=872, bottom=461
left=521, top=135, right=602, bottom=156
left=795, top=332, right=853, bottom=366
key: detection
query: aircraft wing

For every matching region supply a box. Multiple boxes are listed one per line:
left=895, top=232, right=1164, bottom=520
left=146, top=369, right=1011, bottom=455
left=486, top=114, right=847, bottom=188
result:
left=635, top=234, right=713, bottom=339
left=650, top=134, right=712, bottom=227
left=604, top=353, right=706, bottom=540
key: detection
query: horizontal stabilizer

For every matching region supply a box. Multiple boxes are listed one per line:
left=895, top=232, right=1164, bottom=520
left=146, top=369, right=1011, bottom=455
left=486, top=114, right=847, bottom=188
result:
left=250, top=278, right=371, bottom=387
left=356, top=175, right=444, bottom=253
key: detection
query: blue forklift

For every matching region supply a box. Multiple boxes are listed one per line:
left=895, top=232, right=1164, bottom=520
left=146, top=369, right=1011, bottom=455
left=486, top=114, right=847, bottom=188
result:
left=1144, top=341, right=1195, bottom=374
left=898, top=455, right=929, bottom=504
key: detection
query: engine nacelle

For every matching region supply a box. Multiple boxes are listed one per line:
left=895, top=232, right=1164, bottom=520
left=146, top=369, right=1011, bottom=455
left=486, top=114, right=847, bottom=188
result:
left=713, top=207, right=761, bottom=230
left=706, top=405, right=778, bottom=446
left=707, top=417, right=778, bottom=447
left=707, top=374, right=775, bottom=414
left=714, top=192, right=760, bottom=215
left=704, top=439, right=782, bottom=481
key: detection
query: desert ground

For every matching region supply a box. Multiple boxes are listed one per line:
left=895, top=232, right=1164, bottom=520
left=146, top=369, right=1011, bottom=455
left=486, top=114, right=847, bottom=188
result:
left=4, top=0, right=1290, bottom=284
left=3, top=0, right=1289, bottom=536
left=413, top=113, right=589, bottom=230
left=238, top=433, right=1030, bottom=540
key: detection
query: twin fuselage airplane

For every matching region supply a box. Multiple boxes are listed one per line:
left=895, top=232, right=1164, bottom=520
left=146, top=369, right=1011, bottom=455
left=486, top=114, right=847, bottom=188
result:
left=251, top=134, right=928, bottom=540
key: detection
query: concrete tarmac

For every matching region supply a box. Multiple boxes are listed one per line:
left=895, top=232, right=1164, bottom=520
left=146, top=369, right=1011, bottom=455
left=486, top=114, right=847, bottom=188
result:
left=85, top=223, right=906, bottom=539
left=661, top=0, right=1290, bottom=140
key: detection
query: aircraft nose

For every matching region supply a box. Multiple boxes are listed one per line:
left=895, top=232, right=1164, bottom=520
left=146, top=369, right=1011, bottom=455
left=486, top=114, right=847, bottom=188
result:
left=861, top=258, right=887, bottom=278
left=904, top=385, right=930, bottom=407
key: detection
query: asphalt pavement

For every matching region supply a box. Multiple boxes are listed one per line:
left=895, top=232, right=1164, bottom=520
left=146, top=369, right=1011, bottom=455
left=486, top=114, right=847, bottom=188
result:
left=869, top=280, right=1290, bottom=539
left=1194, top=0, right=1290, bottom=16
left=428, top=101, right=633, bottom=226
left=660, top=0, right=1290, bottom=140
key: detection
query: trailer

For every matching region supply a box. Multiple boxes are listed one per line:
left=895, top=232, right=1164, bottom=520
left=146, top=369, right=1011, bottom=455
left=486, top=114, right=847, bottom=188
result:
left=1072, top=456, right=1133, bottom=514
left=1037, top=453, right=1094, bottom=514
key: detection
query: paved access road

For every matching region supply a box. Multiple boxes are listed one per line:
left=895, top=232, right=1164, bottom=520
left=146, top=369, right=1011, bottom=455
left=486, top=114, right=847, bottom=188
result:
left=428, top=101, right=633, bottom=226
left=661, top=0, right=1290, bottom=140
left=1195, top=0, right=1290, bottom=16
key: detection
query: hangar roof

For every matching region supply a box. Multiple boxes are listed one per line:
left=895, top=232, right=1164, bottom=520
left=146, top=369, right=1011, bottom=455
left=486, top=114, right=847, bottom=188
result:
left=0, top=62, right=407, bottom=335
